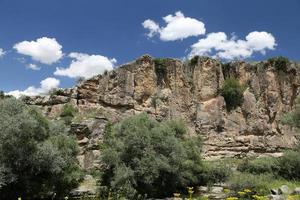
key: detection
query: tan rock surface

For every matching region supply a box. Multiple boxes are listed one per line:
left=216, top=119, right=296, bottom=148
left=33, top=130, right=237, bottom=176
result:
left=23, top=55, right=300, bottom=168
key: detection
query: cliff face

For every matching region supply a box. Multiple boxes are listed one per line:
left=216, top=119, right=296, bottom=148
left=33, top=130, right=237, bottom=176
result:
left=23, top=55, right=300, bottom=169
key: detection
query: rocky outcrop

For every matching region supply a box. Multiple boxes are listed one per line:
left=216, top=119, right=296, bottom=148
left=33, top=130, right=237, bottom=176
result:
left=23, top=55, right=300, bottom=169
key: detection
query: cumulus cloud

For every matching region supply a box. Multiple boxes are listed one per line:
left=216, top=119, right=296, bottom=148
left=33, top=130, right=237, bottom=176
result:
left=143, top=11, right=206, bottom=41
left=0, top=48, right=5, bottom=57
left=26, top=63, right=40, bottom=71
left=189, top=31, right=276, bottom=60
left=13, top=37, right=63, bottom=65
left=54, top=52, right=116, bottom=79
left=7, top=77, right=60, bottom=98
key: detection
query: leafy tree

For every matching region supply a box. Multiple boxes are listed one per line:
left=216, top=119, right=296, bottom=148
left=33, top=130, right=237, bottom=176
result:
left=0, top=98, right=82, bottom=199
left=100, top=113, right=204, bottom=199
left=220, top=78, right=245, bottom=111
left=268, top=56, right=290, bottom=72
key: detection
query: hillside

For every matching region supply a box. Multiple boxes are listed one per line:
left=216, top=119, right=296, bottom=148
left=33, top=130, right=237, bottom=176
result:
left=22, top=55, right=300, bottom=170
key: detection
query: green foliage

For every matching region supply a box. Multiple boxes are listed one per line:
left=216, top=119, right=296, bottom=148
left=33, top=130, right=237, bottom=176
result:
left=49, top=88, right=65, bottom=97
left=237, top=157, right=280, bottom=175
left=190, top=56, right=199, bottom=66
left=0, top=91, right=11, bottom=99
left=268, top=56, right=290, bottom=72
left=237, top=149, right=300, bottom=181
left=100, top=113, right=204, bottom=199
left=0, top=98, right=82, bottom=199
left=0, top=91, right=4, bottom=99
left=282, top=97, right=300, bottom=129
left=154, top=58, right=168, bottom=86
left=277, top=150, right=300, bottom=180
left=60, top=103, right=77, bottom=125
left=228, top=172, right=272, bottom=195
left=220, top=78, right=245, bottom=111
left=202, top=161, right=232, bottom=184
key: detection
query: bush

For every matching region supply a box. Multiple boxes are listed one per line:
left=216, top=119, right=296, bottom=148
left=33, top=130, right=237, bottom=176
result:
left=154, top=58, right=168, bottom=86
left=282, top=97, right=300, bottom=129
left=49, top=88, right=66, bottom=97
left=228, top=172, right=272, bottom=195
left=277, top=150, right=300, bottom=180
left=202, top=161, right=232, bottom=184
left=220, top=78, right=245, bottom=111
left=0, top=98, right=82, bottom=199
left=190, top=56, right=199, bottom=66
left=60, top=103, right=77, bottom=124
left=100, top=113, right=204, bottom=199
left=268, top=56, right=290, bottom=72
left=237, top=157, right=279, bottom=175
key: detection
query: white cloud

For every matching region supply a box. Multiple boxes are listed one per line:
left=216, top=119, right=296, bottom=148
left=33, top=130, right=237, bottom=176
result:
left=143, top=11, right=206, bottom=41
left=54, top=52, right=116, bottom=79
left=0, top=48, right=5, bottom=57
left=189, top=31, right=276, bottom=60
left=13, top=37, right=63, bottom=65
left=7, top=77, right=60, bottom=98
left=142, top=19, right=160, bottom=38
left=26, top=63, right=40, bottom=71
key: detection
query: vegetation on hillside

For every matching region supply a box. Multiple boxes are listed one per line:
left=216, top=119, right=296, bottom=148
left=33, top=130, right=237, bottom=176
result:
left=0, top=98, right=82, bottom=199
left=268, top=56, right=290, bottom=72
left=99, top=114, right=206, bottom=199
left=220, top=78, right=245, bottom=111
left=154, top=58, right=168, bottom=86
left=60, top=103, right=78, bottom=125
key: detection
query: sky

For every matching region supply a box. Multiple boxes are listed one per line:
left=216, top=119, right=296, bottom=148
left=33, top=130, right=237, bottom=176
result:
left=0, top=0, right=299, bottom=97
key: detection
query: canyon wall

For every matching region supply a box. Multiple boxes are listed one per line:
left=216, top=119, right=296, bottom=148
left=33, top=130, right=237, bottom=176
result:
left=23, top=55, right=300, bottom=169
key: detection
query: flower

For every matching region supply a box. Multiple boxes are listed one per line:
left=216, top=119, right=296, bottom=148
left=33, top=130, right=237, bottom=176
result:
left=244, top=189, right=252, bottom=193
left=223, top=188, right=231, bottom=193
left=238, top=191, right=246, bottom=196
left=226, top=197, right=238, bottom=200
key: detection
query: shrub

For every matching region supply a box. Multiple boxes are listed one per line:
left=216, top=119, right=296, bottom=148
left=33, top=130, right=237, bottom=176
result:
left=202, top=161, right=232, bottom=184
left=0, top=98, right=82, bottom=199
left=220, top=78, right=245, bottom=111
left=277, top=150, right=300, bottom=180
left=49, top=88, right=65, bottom=96
left=282, top=97, right=300, bottom=129
left=190, top=56, right=199, bottom=66
left=0, top=91, right=4, bottom=99
left=60, top=103, right=77, bottom=124
left=0, top=91, right=11, bottom=99
left=154, top=58, right=168, bottom=86
left=228, top=172, right=272, bottom=195
left=100, top=113, right=204, bottom=199
left=268, top=56, right=290, bottom=72
left=237, top=157, right=280, bottom=175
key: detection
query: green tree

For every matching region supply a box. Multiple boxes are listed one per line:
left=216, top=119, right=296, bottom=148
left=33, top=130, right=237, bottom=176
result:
left=268, top=56, right=290, bottom=72
left=100, top=114, right=204, bottom=199
left=0, top=98, right=82, bottom=199
left=220, top=78, right=245, bottom=111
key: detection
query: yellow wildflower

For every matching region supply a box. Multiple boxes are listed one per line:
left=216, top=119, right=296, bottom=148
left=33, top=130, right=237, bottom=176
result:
left=223, top=188, right=231, bottom=193
left=225, top=197, right=239, bottom=200
left=238, top=191, right=246, bottom=196
left=244, top=189, right=252, bottom=193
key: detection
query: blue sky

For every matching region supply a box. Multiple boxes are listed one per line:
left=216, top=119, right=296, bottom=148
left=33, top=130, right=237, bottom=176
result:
left=0, top=0, right=299, bottom=96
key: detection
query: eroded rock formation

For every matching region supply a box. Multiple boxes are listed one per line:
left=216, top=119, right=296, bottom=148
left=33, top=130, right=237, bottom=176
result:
left=23, top=55, right=300, bottom=169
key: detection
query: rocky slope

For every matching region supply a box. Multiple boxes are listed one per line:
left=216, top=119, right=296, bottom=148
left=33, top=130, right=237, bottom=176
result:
left=23, top=55, right=300, bottom=170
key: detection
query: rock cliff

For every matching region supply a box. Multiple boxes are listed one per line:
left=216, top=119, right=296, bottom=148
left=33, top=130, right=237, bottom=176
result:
left=23, top=55, right=300, bottom=170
